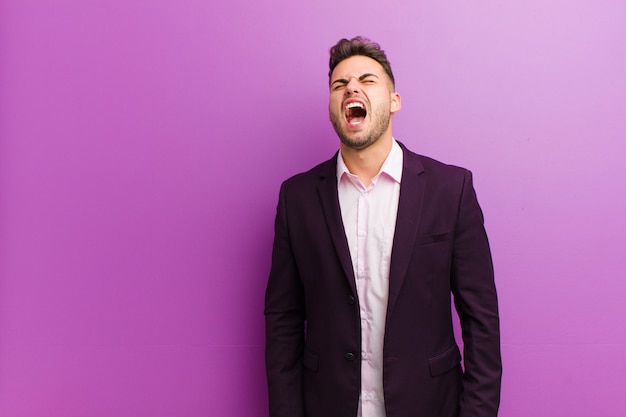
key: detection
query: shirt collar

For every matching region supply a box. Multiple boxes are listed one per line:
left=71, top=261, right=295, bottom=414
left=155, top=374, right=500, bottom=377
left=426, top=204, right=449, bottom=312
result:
left=336, top=138, right=403, bottom=184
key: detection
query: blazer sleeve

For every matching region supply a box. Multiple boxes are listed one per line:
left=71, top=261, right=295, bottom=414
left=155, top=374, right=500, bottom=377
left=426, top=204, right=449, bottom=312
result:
left=450, top=170, right=502, bottom=417
left=264, top=182, right=306, bottom=417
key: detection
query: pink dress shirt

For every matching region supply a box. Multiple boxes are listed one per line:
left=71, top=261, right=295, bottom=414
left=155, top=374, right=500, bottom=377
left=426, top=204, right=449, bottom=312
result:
left=337, top=140, right=403, bottom=417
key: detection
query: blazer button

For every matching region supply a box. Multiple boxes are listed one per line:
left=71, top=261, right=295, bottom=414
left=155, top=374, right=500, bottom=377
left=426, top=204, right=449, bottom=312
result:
left=345, top=352, right=356, bottom=361
left=348, top=295, right=355, bottom=305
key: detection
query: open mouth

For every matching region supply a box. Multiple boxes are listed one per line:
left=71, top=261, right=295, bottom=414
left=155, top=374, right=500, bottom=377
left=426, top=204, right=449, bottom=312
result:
left=345, top=101, right=367, bottom=126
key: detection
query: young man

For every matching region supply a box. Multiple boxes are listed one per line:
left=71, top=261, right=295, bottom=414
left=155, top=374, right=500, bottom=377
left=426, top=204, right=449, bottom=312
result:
left=265, top=36, right=501, bottom=417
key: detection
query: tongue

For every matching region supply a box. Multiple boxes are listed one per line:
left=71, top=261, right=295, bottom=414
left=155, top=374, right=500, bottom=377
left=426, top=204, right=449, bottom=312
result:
left=348, top=115, right=365, bottom=125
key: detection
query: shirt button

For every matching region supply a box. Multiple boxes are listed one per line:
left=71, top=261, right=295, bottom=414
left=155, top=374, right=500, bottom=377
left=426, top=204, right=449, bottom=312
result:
left=348, top=295, right=355, bottom=305
left=345, top=352, right=356, bottom=361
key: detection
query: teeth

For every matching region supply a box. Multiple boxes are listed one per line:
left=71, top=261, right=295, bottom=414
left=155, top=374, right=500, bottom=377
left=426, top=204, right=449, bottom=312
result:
left=346, top=102, right=364, bottom=109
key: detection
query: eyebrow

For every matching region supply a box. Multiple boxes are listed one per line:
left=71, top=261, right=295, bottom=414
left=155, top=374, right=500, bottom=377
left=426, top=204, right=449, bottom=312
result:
left=359, top=73, right=379, bottom=80
left=330, top=73, right=379, bottom=87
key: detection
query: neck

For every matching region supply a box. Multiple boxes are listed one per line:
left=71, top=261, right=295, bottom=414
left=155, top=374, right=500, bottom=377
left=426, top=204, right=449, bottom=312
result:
left=340, top=135, right=393, bottom=187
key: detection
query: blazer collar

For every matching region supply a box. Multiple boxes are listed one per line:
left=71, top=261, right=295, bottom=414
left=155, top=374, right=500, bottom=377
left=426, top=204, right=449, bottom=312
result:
left=315, top=144, right=427, bottom=314
left=317, top=153, right=358, bottom=294
left=387, top=143, right=425, bottom=320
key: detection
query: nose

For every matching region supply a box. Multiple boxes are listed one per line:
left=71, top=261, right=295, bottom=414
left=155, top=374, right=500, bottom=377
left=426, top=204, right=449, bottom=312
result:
left=345, top=78, right=360, bottom=95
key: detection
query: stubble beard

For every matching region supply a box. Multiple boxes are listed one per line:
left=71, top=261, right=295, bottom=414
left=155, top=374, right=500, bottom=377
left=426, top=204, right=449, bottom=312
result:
left=330, top=104, right=391, bottom=151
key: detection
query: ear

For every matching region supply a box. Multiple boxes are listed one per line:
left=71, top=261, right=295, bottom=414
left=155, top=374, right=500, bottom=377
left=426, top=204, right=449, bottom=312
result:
left=390, top=91, right=401, bottom=113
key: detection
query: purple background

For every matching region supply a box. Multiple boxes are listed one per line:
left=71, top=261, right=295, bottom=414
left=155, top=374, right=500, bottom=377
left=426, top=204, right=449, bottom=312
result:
left=1, top=0, right=625, bottom=415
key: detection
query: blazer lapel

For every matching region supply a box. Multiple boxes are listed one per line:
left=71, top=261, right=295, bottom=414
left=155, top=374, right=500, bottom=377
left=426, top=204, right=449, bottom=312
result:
left=387, top=147, right=425, bottom=320
left=317, top=155, right=358, bottom=294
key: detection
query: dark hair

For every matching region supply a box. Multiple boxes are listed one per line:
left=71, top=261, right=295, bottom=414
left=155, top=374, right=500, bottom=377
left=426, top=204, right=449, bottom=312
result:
left=328, top=36, right=395, bottom=88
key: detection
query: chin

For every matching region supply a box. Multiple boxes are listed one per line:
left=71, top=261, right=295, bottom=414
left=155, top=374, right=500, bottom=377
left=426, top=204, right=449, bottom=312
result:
left=339, top=135, right=378, bottom=151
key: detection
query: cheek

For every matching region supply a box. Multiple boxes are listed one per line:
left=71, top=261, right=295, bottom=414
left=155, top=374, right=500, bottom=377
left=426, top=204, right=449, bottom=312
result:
left=329, top=97, right=343, bottom=113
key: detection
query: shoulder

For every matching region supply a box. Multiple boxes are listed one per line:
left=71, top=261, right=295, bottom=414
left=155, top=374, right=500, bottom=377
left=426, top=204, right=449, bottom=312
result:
left=281, top=153, right=338, bottom=190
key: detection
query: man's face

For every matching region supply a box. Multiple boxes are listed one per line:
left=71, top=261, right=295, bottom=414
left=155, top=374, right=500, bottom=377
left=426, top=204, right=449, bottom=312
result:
left=329, top=55, right=400, bottom=151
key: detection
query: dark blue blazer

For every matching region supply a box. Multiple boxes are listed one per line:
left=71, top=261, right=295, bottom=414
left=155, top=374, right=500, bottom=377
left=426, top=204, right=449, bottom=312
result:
left=265, top=143, right=501, bottom=417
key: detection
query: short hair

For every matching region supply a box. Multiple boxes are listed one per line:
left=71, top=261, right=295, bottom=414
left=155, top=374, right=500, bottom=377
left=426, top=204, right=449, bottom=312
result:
left=328, top=36, right=395, bottom=88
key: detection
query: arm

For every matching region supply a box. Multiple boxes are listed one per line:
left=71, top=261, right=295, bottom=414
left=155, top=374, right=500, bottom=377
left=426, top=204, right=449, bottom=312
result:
left=451, top=171, right=502, bottom=417
left=264, top=183, right=306, bottom=417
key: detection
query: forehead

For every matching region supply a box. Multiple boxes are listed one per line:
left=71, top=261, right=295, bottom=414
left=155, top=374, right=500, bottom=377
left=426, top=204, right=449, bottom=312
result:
left=330, top=55, right=387, bottom=80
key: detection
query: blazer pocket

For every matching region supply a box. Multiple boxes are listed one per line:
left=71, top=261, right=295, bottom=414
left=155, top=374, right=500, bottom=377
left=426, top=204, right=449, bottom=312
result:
left=302, top=348, right=319, bottom=372
left=428, top=344, right=461, bottom=377
left=415, top=231, right=453, bottom=246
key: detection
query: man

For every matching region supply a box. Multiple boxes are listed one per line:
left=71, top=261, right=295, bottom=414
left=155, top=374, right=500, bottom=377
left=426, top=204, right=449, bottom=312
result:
left=265, top=36, right=501, bottom=417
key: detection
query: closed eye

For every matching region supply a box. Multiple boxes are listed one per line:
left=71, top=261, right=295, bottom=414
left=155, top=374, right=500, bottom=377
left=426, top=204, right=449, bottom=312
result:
left=331, top=79, right=348, bottom=90
left=359, top=74, right=379, bottom=83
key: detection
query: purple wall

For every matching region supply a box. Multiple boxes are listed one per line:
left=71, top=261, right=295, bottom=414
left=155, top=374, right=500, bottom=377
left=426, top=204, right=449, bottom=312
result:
left=1, top=0, right=625, bottom=415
